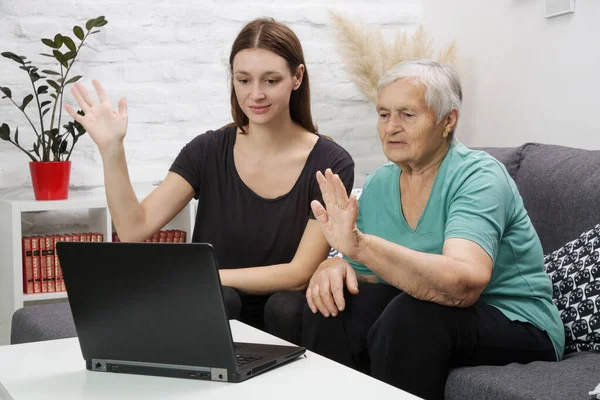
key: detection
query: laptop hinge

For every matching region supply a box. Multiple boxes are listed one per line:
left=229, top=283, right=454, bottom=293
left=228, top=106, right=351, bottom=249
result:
left=211, top=367, right=228, bottom=382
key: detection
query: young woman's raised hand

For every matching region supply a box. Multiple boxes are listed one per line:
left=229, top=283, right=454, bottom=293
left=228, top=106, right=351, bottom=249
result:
left=64, top=80, right=128, bottom=155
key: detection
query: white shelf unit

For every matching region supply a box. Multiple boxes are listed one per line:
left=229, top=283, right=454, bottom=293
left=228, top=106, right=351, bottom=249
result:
left=0, top=189, right=196, bottom=346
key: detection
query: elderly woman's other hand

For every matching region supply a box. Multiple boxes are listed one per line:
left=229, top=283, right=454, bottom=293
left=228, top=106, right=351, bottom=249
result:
left=311, top=168, right=366, bottom=260
left=306, top=257, right=359, bottom=317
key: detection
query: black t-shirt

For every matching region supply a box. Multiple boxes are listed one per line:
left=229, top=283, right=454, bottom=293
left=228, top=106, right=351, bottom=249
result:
left=169, top=125, right=354, bottom=270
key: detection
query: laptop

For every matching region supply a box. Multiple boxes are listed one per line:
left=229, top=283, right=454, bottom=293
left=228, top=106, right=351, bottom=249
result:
left=56, top=241, right=306, bottom=382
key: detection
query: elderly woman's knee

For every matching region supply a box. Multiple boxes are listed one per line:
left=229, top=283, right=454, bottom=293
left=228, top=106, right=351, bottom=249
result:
left=301, top=301, right=327, bottom=328
left=368, top=293, right=443, bottom=343
left=301, top=301, right=337, bottom=342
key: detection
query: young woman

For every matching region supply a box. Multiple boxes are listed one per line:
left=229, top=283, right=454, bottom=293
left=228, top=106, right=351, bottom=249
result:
left=65, top=18, right=354, bottom=344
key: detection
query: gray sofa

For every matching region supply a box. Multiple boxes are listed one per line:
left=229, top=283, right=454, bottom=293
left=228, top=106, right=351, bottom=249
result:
left=446, top=142, right=600, bottom=400
left=11, top=142, right=600, bottom=399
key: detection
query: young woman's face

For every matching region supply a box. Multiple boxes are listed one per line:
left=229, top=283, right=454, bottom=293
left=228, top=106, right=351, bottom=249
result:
left=232, top=48, right=303, bottom=126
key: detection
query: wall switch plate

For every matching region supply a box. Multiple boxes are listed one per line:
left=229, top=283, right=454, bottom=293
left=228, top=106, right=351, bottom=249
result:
left=545, top=0, right=575, bottom=18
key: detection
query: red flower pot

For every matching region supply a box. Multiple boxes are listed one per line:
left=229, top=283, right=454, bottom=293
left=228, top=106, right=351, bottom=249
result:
left=29, top=161, right=71, bottom=200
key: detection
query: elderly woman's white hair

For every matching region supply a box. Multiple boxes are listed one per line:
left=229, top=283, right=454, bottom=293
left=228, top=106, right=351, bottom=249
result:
left=378, top=60, right=462, bottom=136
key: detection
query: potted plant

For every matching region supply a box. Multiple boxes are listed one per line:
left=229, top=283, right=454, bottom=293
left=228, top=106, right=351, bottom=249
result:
left=0, top=16, right=108, bottom=200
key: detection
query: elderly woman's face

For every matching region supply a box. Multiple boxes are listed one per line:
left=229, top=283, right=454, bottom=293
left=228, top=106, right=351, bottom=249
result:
left=376, top=78, right=450, bottom=166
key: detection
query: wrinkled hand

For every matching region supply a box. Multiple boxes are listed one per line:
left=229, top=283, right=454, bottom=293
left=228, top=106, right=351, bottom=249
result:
left=64, top=80, right=128, bottom=155
left=311, top=168, right=363, bottom=259
left=306, top=257, right=359, bottom=317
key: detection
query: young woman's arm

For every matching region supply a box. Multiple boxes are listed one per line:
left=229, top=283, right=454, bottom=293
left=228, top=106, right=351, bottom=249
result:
left=66, top=80, right=194, bottom=242
left=107, top=167, right=194, bottom=242
left=219, top=219, right=331, bottom=294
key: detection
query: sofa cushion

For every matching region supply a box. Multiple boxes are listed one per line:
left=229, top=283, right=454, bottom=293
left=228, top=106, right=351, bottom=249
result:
left=473, top=145, right=524, bottom=181
left=515, top=143, right=600, bottom=253
left=445, top=351, right=600, bottom=400
left=11, top=302, right=76, bottom=344
left=544, top=224, right=600, bottom=353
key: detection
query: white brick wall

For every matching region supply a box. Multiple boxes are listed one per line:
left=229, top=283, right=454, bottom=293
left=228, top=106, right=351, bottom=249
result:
left=0, top=0, right=422, bottom=196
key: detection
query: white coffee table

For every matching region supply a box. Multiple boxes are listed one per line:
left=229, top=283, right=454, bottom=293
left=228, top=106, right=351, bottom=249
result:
left=0, top=320, right=419, bottom=399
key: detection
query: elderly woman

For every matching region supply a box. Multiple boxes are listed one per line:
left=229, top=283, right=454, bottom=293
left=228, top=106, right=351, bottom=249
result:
left=302, top=60, right=564, bottom=400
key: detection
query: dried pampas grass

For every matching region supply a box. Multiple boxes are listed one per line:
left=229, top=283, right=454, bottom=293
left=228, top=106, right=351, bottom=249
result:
left=327, top=11, right=386, bottom=104
left=329, top=10, right=458, bottom=104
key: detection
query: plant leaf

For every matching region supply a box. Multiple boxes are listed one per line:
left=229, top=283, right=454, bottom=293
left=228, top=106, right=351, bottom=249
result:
left=33, top=142, right=40, bottom=157
left=47, top=80, right=61, bottom=92
left=85, top=19, right=96, bottom=30
left=50, top=93, right=57, bottom=99
left=0, top=86, right=12, bottom=99
left=63, top=122, right=75, bottom=134
left=63, top=51, right=76, bottom=60
left=41, top=69, right=60, bottom=75
left=41, top=38, right=56, bottom=48
left=15, top=127, right=19, bottom=145
left=95, top=20, right=108, bottom=27
left=73, top=25, right=84, bottom=40
left=46, top=128, right=59, bottom=141
left=0, top=123, right=9, bottom=140
left=59, top=140, right=68, bottom=154
left=41, top=100, right=52, bottom=107
left=38, top=85, right=49, bottom=94
left=19, top=94, right=33, bottom=111
left=1, top=52, right=26, bottom=64
left=53, top=34, right=63, bottom=49
left=90, top=30, right=101, bottom=34
left=74, top=119, right=86, bottom=135
left=62, top=36, right=76, bottom=52
left=39, top=53, right=54, bottom=58
left=52, top=50, right=68, bottom=68
left=42, top=108, right=51, bottom=117
left=65, top=75, right=82, bottom=85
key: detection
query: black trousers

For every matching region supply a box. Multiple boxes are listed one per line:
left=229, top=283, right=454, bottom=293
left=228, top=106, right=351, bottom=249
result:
left=301, top=283, right=557, bottom=400
left=222, top=286, right=305, bottom=345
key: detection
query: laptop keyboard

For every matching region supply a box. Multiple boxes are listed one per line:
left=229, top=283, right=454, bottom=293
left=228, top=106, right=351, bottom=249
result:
left=236, top=354, right=262, bottom=367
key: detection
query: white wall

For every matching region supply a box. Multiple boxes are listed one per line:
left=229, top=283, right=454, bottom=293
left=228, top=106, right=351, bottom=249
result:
left=423, top=0, right=600, bottom=149
left=0, top=0, right=423, bottom=191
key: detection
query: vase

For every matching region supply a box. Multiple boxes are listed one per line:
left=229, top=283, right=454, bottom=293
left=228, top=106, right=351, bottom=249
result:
left=28, top=161, right=71, bottom=200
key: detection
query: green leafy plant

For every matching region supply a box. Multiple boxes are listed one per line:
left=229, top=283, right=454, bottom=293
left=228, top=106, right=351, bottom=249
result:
left=0, top=16, right=108, bottom=162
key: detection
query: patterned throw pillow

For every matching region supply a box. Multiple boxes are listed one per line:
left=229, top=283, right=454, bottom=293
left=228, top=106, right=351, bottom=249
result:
left=327, top=188, right=363, bottom=259
left=544, top=224, right=600, bottom=353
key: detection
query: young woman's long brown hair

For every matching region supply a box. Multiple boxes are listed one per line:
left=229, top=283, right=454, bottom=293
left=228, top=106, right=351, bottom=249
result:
left=229, top=18, right=317, bottom=134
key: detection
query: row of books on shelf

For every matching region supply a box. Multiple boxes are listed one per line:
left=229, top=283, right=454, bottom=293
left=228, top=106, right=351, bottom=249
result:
left=22, top=229, right=188, bottom=295
left=112, top=229, right=187, bottom=243
left=22, top=233, right=104, bottom=295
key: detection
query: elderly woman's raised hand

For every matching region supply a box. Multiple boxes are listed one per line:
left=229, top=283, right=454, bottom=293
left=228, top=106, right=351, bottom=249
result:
left=311, top=168, right=364, bottom=260
left=306, top=257, right=359, bottom=317
left=64, top=80, right=128, bottom=155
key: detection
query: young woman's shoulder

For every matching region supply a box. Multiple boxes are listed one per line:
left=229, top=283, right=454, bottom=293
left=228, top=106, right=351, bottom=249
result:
left=312, top=133, right=355, bottom=168
left=303, top=133, right=354, bottom=193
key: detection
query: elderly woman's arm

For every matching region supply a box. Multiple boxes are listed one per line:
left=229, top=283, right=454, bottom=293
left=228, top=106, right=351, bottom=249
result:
left=311, top=168, right=498, bottom=310
left=351, top=236, right=492, bottom=307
